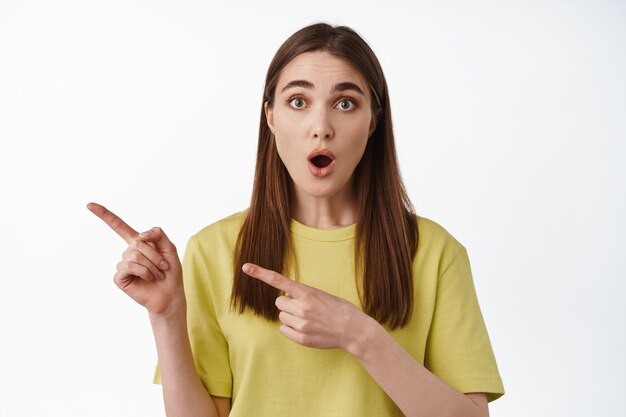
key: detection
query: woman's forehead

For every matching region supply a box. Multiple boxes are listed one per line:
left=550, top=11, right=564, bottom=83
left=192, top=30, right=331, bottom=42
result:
left=276, top=51, right=368, bottom=94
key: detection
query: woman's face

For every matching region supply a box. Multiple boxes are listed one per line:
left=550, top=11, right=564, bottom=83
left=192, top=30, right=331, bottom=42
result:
left=265, top=50, right=378, bottom=201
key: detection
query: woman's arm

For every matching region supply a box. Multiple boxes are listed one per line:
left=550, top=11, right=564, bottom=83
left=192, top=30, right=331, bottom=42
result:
left=347, top=317, right=488, bottom=417
left=242, top=263, right=488, bottom=417
left=150, top=302, right=231, bottom=417
left=86, top=203, right=230, bottom=417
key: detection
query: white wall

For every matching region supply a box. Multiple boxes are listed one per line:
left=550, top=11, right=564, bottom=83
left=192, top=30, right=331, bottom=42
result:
left=1, top=0, right=624, bottom=416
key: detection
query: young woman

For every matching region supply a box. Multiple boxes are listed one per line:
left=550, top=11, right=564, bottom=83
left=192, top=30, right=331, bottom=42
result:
left=88, top=22, right=504, bottom=417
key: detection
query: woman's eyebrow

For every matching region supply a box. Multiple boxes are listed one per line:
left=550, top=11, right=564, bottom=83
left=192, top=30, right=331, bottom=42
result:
left=280, top=80, right=365, bottom=96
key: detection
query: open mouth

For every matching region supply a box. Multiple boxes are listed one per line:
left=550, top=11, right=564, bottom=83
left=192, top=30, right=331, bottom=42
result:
left=310, top=155, right=333, bottom=168
left=307, top=148, right=336, bottom=177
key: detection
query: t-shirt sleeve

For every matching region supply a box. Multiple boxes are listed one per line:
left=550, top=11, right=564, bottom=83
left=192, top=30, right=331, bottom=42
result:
left=152, top=234, right=233, bottom=398
left=424, top=245, right=505, bottom=403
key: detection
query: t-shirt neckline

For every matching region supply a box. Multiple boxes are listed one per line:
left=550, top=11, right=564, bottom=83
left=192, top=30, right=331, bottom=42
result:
left=289, top=218, right=356, bottom=242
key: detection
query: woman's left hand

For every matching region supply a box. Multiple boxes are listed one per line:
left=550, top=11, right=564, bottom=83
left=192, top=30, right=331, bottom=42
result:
left=242, top=262, right=376, bottom=353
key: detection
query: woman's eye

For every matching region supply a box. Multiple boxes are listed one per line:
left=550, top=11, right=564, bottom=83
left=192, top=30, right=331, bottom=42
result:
left=287, top=97, right=357, bottom=111
left=337, top=99, right=356, bottom=111
left=288, top=97, right=307, bottom=108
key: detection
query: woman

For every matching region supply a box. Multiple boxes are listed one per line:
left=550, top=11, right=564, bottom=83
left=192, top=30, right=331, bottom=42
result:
left=88, top=22, right=504, bottom=417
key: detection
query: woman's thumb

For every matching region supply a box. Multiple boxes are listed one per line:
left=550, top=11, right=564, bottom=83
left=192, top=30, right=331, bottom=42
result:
left=138, top=227, right=177, bottom=253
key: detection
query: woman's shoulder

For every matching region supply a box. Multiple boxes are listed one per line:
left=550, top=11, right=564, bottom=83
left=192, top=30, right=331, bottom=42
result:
left=415, top=214, right=466, bottom=259
left=189, top=208, right=249, bottom=244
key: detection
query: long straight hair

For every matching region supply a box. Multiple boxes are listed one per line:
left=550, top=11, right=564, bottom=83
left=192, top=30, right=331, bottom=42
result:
left=231, top=23, right=418, bottom=329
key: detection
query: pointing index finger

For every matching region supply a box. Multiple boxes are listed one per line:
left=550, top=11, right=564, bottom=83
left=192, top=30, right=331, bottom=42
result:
left=87, top=202, right=139, bottom=243
left=242, top=263, right=305, bottom=297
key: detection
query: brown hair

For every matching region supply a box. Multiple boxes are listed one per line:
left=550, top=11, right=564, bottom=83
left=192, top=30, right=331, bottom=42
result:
left=231, top=22, right=418, bottom=329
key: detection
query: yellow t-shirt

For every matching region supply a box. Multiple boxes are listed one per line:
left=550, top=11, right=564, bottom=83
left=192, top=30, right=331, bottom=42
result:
left=153, top=210, right=505, bottom=415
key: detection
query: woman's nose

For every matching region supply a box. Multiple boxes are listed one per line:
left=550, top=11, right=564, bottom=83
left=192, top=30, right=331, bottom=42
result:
left=310, top=107, right=334, bottom=140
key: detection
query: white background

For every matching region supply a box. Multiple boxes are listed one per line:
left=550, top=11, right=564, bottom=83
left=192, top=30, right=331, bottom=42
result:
left=1, top=0, right=624, bottom=416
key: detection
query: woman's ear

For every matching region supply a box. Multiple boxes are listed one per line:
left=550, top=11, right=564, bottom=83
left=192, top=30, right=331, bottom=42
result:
left=264, top=101, right=275, bottom=134
left=369, top=108, right=381, bottom=137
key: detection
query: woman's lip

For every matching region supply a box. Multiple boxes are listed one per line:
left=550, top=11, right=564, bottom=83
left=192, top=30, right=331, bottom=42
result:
left=308, top=159, right=336, bottom=177
left=307, top=148, right=336, bottom=161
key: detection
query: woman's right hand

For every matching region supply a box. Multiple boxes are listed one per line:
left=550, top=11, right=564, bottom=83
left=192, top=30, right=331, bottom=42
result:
left=87, top=202, right=185, bottom=318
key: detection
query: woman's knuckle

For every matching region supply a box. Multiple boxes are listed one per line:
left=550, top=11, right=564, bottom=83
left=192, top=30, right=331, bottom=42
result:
left=278, top=311, right=287, bottom=322
left=298, top=320, right=310, bottom=332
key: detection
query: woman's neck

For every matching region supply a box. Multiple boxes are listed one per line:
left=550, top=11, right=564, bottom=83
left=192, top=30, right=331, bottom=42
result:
left=291, top=184, right=357, bottom=230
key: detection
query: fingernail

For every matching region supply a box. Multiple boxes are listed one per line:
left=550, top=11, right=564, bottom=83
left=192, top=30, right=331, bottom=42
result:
left=242, top=264, right=252, bottom=274
left=160, top=260, right=169, bottom=270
